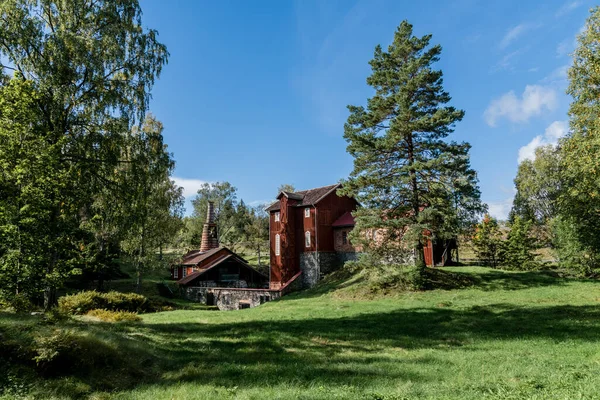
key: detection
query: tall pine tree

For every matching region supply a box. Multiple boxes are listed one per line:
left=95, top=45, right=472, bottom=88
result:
left=340, top=21, right=483, bottom=268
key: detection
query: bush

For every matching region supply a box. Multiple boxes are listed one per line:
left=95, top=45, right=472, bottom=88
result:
left=58, top=291, right=150, bottom=315
left=31, top=328, right=131, bottom=378
left=0, top=293, right=35, bottom=313
left=500, top=216, right=539, bottom=270
left=86, top=309, right=141, bottom=322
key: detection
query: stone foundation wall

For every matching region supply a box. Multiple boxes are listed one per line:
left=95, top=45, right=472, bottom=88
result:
left=299, top=252, right=319, bottom=288
left=184, top=287, right=281, bottom=311
left=337, top=251, right=359, bottom=265
left=299, top=251, right=352, bottom=288
left=318, top=251, right=341, bottom=275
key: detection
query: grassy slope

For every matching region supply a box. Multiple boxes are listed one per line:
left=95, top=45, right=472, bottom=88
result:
left=2, top=267, right=600, bottom=399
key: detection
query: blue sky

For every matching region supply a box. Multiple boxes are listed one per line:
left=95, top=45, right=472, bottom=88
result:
left=141, top=0, right=590, bottom=219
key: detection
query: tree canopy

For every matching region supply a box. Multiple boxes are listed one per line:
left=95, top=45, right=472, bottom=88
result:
left=339, top=21, right=484, bottom=266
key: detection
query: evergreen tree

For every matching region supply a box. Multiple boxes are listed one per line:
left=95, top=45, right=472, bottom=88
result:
left=500, top=216, right=538, bottom=270
left=339, top=21, right=483, bottom=268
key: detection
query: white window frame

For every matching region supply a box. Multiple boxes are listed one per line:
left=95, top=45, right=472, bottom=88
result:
left=174, top=268, right=178, bottom=279
left=182, top=268, right=187, bottom=278
left=305, top=231, right=311, bottom=248
left=304, top=207, right=310, bottom=218
left=274, top=212, right=280, bottom=222
left=275, top=234, right=281, bottom=256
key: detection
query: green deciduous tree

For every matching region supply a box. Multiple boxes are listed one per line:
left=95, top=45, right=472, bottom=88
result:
left=119, top=116, right=184, bottom=291
left=0, top=0, right=169, bottom=308
left=339, top=21, right=484, bottom=269
left=190, top=182, right=239, bottom=248
left=277, top=184, right=296, bottom=195
left=472, top=215, right=504, bottom=268
left=510, top=145, right=562, bottom=226
left=558, top=6, right=600, bottom=275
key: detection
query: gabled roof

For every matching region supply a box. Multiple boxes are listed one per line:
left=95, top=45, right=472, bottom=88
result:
left=266, top=184, right=342, bottom=212
left=332, top=211, right=355, bottom=228
left=179, top=246, right=224, bottom=266
left=177, top=252, right=267, bottom=286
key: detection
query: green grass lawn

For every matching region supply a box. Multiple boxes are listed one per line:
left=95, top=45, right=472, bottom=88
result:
left=2, top=267, right=600, bottom=399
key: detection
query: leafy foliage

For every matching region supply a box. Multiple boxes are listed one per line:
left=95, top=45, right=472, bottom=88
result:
left=500, top=217, right=539, bottom=270
left=472, top=215, right=504, bottom=268
left=554, top=6, right=600, bottom=275
left=86, top=309, right=141, bottom=322
left=0, top=1, right=182, bottom=308
left=57, top=290, right=150, bottom=315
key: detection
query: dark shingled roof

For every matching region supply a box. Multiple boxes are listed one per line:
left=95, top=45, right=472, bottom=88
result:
left=179, top=246, right=224, bottom=266
left=176, top=252, right=267, bottom=286
left=266, top=184, right=341, bottom=212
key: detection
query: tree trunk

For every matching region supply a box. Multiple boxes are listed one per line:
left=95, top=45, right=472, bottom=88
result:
left=257, top=243, right=261, bottom=266
left=406, top=131, right=425, bottom=268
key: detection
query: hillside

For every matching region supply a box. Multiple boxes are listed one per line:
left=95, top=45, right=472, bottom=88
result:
left=1, top=267, right=599, bottom=399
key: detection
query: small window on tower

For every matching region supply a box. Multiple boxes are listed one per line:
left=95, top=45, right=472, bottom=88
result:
left=304, top=207, right=310, bottom=218
left=342, top=231, right=348, bottom=245
left=174, top=268, right=178, bottom=279
left=305, top=231, right=311, bottom=247
left=274, top=212, right=280, bottom=222
left=275, top=234, right=281, bottom=256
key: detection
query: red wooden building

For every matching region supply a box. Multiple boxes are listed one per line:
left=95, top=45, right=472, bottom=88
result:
left=266, top=184, right=359, bottom=289
left=171, top=202, right=268, bottom=289
left=266, top=184, right=455, bottom=289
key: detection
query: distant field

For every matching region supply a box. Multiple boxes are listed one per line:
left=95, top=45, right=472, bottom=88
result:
left=1, top=267, right=599, bottom=399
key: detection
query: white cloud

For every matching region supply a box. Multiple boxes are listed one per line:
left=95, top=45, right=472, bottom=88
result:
left=484, top=85, right=558, bottom=127
left=492, top=48, right=526, bottom=72
left=517, top=120, right=569, bottom=163
left=556, top=1, right=583, bottom=17
left=500, top=23, right=541, bottom=49
left=172, top=177, right=209, bottom=198
left=541, top=64, right=569, bottom=86
left=556, top=38, right=571, bottom=57
left=487, top=198, right=513, bottom=221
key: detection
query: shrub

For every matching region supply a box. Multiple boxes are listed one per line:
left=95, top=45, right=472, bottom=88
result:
left=86, top=309, right=141, bottom=322
left=0, top=293, right=35, bottom=313
left=33, top=329, right=81, bottom=375
left=472, top=215, right=504, bottom=267
left=500, top=216, right=539, bottom=270
left=58, top=291, right=150, bottom=315
left=31, top=328, right=130, bottom=377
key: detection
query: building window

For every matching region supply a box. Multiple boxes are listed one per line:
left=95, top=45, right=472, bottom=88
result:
left=304, top=207, right=310, bottom=218
left=182, top=268, right=187, bottom=278
left=275, top=234, right=280, bottom=256
left=174, top=268, right=178, bottom=279
left=274, top=212, right=280, bottom=222
left=305, top=231, right=311, bottom=248
left=342, top=231, right=348, bottom=245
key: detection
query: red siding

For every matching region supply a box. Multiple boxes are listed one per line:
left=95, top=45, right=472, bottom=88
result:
left=423, top=238, right=434, bottom=267
left=269, top=189, right=359, bottom=288
left=315, top=192, right=358, bottom=252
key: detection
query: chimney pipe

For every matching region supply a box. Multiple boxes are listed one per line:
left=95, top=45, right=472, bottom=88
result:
left=200, top=201, right=218, bottom=252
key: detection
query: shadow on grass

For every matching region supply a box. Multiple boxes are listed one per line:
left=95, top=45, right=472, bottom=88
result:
left=464, top=269, right=574, bottom=291
left=123, top=302, right=600, bottom=390
left=3, top=299, right=600, bottom=397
